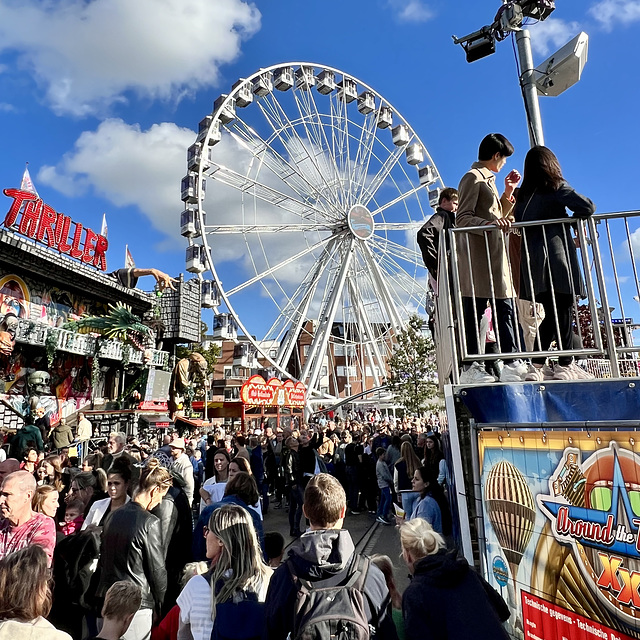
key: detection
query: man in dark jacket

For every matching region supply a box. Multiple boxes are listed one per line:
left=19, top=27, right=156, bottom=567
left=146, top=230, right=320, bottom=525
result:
left=417, top=187, right=459, bottom=281
left=282, top=437, right=303, bottom=537
left=264, top=473, right=398, bottom=640
left=151, top=478, right=193, bottom=615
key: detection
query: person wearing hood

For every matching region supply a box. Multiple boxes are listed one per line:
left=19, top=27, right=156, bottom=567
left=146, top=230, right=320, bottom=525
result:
left=264, top=473, right=398, bottom=640
left=399, top=518, right=510, bottom=640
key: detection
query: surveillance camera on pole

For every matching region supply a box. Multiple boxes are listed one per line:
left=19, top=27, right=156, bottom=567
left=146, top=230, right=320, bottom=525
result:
left=452, top=1, right=587, bottom=148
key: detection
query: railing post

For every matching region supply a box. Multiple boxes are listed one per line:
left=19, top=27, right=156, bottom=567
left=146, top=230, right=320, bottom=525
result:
left=587, top=217, right=621, bottom=377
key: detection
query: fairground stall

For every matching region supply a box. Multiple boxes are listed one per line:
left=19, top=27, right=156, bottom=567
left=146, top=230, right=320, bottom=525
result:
left=433, top=211, right=640, bottom=639
left=195, top=374, right=306, bottom=432
left=0, top=184, right=201, bottom=444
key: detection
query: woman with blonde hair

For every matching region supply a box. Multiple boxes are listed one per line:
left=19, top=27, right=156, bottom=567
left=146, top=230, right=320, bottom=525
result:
left=394, top=441, right=422, bottom=516
left=96, top=458, right=173, bottom=640
left=399, top=518, right=509, bottom=640
left=177, top=504, right=272, bottom=640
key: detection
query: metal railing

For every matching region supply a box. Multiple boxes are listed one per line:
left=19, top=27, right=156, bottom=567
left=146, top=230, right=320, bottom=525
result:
left=432, top=211, right=640, bottom=384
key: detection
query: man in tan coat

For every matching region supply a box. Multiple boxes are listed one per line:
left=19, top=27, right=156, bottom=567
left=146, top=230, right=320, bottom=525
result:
left=455, top=133, right=527, bottom=384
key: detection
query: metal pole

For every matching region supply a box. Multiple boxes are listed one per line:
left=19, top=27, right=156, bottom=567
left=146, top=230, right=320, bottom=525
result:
left=515, top=29, right=544, bottom=147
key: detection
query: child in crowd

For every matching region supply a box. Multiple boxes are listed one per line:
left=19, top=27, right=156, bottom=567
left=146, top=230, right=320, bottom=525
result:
left=61, top=499, right=84, bottom=536
left=264, top=531, right=285, bottom=568
left=151, top=561, right=209, bottom=640
left=371, top=554, right=405, bottom=640
left=82, top=580, right=142, bottom=640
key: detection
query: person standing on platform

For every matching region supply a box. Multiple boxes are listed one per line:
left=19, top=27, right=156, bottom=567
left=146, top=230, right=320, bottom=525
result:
left=456, top=133, right=526, bottom=385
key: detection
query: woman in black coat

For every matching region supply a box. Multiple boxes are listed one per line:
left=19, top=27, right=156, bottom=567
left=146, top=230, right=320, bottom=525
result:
left=400, top=518, right=510, bottom=640
left=514, top=146, right=596, bottom=381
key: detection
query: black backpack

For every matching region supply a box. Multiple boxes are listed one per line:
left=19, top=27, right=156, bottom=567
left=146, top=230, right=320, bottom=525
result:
left=288, top=554, right=372, bottom=640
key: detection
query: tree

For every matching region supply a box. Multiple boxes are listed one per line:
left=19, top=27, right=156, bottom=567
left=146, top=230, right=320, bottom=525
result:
left=175, top=342, right=220, bottom=376
left=386, top=314, right=439, bottom=415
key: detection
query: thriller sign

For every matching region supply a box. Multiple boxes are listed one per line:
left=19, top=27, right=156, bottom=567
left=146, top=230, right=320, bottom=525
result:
left=3, top=188, right=108, bottom=270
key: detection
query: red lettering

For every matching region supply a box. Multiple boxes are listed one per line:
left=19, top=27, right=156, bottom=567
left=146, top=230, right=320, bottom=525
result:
left=597, top=553, right=624, bottom=592
left=70, top=222, right=84, bottom=258
left=606, top=563, right=640, bottom=609
left=55, top=214, right=72, bottom=252
left=93, top=234, right=108, bottom=270
left=557, top=506, right=569, bottom=534
left=36, top=203, right=58, bottom=247
left=18, top=198, right=41, bottom=237
left=3, top=188, right=36, bottom=227
left=555, top=507, right=615, bottom=545
left=3, top=188, right=108, bottom=270
left=82, top=227, right=97, bottom=264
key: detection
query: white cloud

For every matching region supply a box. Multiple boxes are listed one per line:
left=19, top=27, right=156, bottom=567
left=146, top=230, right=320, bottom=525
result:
left=38, top=118, right=195, bottom=241
left=387, top=0, right=434, bottom=23
left=0, top=102, right=15, bottom=112
left=589, top=0, right=640, bottom=30
left=0, top=0, right=260, bottom=116
left=528, top=18, right=582, bottom=56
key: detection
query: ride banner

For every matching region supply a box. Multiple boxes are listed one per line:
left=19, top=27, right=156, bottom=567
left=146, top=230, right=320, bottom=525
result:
left=479, top=431, right=640, bottom=640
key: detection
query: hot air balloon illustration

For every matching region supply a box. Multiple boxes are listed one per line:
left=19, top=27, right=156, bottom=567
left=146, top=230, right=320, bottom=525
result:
left=485, top=460, right=536, bottom=604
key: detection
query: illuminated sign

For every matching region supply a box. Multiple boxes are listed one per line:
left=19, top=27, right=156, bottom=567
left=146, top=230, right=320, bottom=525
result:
left=240, top=374, right=306, bottom=407
left=3, top=189, right=108, bottom=270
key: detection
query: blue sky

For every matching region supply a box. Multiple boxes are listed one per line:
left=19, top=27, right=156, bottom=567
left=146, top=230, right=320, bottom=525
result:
left=0, top=0, right=638, bottom=343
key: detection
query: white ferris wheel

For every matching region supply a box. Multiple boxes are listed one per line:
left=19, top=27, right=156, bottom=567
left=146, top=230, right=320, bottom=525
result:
left=181, top=62, right=443, bottom=405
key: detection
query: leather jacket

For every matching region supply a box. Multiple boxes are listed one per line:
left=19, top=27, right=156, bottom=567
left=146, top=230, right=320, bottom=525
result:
left=97, top=501, right=167, bottom=610
left=282, top=448, right=301, bottom=487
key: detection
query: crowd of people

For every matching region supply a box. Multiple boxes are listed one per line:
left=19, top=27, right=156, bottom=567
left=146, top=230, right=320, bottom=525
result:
left=0, top=407, right=512, bottom=640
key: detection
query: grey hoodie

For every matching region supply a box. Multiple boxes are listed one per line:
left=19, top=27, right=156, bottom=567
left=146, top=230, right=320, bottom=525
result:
left=264, top=528, right=398, bottom=639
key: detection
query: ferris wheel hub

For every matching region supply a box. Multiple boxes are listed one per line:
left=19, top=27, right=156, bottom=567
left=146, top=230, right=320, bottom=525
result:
left=347, top=204, right=375, bottom=241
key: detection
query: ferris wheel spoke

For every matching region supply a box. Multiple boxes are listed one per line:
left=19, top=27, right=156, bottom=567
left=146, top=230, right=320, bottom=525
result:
left=376, top=251, right=427, bottom=304
left=361, top=145, right=407, bottom=206
left=349, top=111, right=379, bottom=204
left=347, top=277, right=386, bottom=386
left=291, top=92, right=343, bottom=214
left=370, top=235, right=424, bottom=267
left=206, top=163, right=329, bottom=221
left=269, top=240, right=341, bottom=367
left=358, top=243, right=405, bottom=332
left=330, top=93, right=354, bottom=208
left=226, top=233, right=337, bottom=296
left=299, top=88, right=351, bottom=211
left=224, top=119, right=336, bottom=218
left=205, top=223, right=341, bottom=234
left=302, top=238, right=356, bottom=391
left=369, top=183, right=425, bottom=217
left=260, top=92, right=344, bottom=215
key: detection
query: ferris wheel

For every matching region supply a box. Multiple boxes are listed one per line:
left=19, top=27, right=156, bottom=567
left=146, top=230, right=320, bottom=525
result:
left=181, top=62, right=443, bottom=403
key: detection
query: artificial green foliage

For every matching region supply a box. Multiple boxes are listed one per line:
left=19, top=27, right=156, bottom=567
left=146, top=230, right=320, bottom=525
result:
left=386, top=314, right=439, bottom=415
left=63, top=303, right=153, bottom=350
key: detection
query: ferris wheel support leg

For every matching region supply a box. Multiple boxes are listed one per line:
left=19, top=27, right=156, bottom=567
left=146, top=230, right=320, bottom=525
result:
left=302, top=239, right=357, bottom=393
left=276, top=237, right=339, bottom=370
left=360, top=244, right=405, bottom=334
left=348, top=279, right=386, bottom=387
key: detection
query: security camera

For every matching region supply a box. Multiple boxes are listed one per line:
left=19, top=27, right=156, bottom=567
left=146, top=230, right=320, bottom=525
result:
left=535, top=32, right=588, bottom=97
